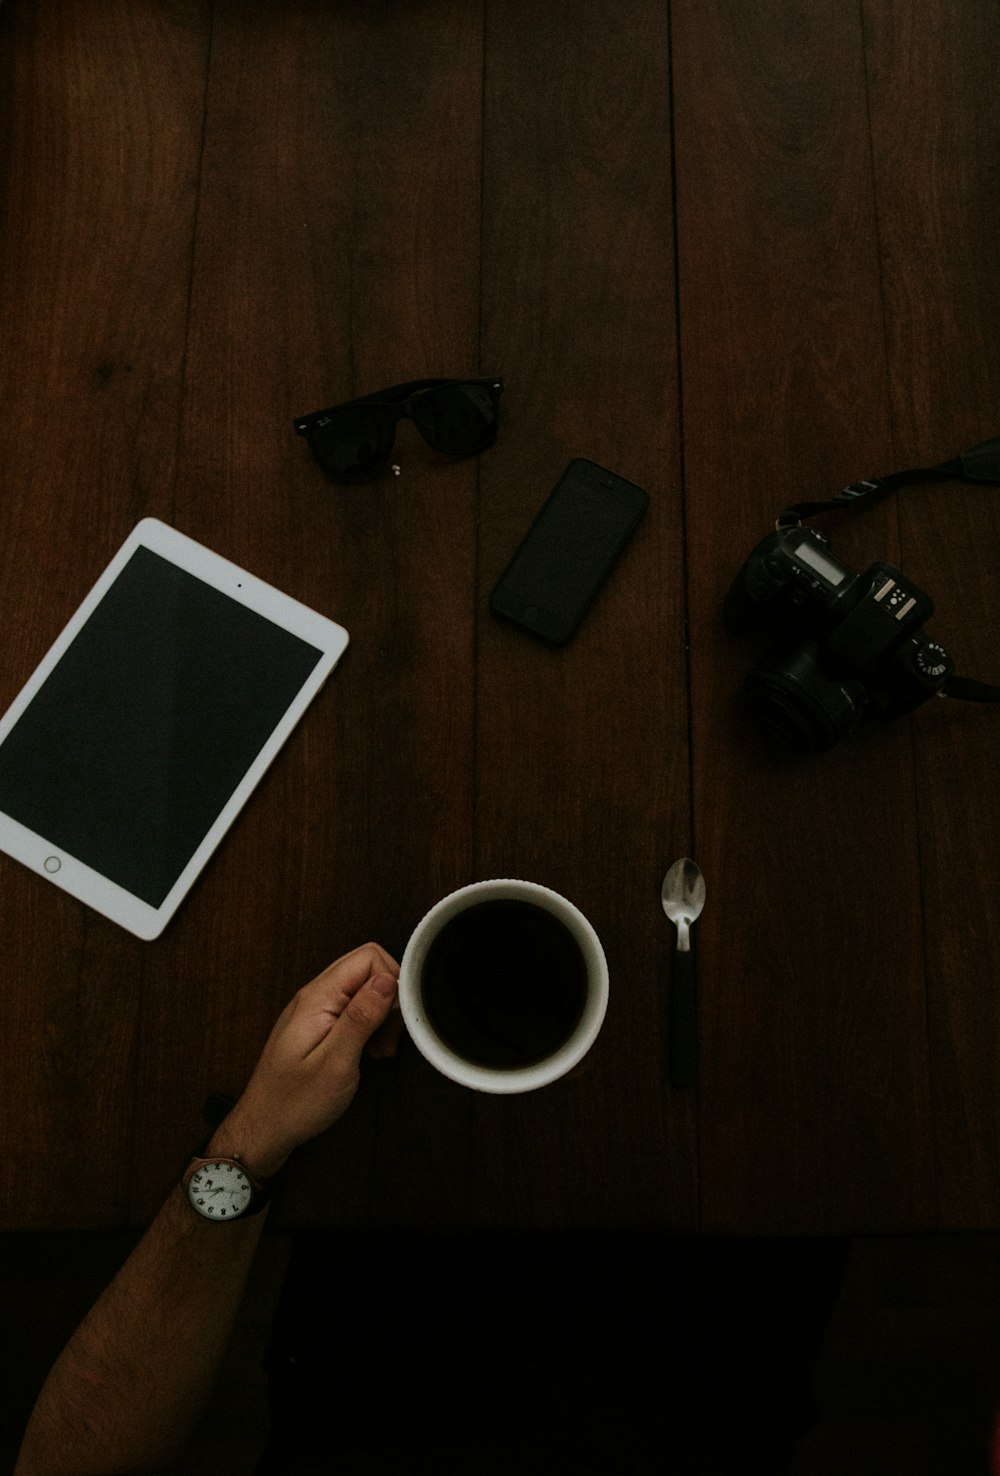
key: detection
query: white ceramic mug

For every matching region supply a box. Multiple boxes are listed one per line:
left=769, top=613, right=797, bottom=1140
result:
left=398, top=878, right=609, bottom=1094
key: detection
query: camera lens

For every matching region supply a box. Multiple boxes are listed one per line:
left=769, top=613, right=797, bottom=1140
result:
left=743, top=641, right=867, bottom=752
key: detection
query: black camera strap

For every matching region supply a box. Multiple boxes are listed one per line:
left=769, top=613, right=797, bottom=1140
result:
left=777, top=435, right=1000, bottom=527
left=777, top=435, right=1000, bottom=704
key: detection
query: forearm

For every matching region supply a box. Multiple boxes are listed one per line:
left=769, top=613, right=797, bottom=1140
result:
left=15, top=946, right=400, bottom=1476
left=15, top=1132, right=273, bottom=1476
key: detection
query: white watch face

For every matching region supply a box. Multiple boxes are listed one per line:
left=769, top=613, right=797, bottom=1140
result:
left=188, top=1161, right=253, bottom=1219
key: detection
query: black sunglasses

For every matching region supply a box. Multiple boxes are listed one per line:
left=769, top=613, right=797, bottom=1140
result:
left=293, top=376, right=504, bottom=483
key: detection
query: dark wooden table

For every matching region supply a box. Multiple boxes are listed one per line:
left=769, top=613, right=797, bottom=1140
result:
left=1, top=0, right=998, bottom=1236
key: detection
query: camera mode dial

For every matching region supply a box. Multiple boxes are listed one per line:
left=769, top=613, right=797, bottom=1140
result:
left=914, top=642, right=950, bottom=681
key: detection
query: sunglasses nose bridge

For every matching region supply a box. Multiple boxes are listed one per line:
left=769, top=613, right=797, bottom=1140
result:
left=386, top=403, right=422, bottom=463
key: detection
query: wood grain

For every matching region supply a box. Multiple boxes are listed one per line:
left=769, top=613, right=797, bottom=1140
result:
left=475, top=0, right=692, bottom=1229
left=863, top=0, right=1000, bottom=1227
left=672, top=0, right=934, bottom=1230
left=131, top=0, right=487, bottom=1225
left=0, top=0, right=211, bottom=1227
left=0, top=0, right=998, bottom=1234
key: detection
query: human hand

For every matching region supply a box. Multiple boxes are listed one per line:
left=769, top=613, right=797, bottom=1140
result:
left=212, top=943, right=403, bottom=1179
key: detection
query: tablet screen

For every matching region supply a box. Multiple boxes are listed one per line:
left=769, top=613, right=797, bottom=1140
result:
left=0, top=546, right=324, bottom=907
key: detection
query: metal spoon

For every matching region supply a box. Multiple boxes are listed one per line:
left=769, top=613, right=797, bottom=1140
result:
left=660, top=858, right=706, bottom=1088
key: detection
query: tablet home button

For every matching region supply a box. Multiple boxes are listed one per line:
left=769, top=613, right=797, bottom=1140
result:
left=43, top=856, right=61, bottom=873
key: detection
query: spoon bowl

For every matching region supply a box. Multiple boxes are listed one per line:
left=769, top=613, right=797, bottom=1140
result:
left=660, top=857, right=706, bottom=951
left=660, top=857, right=706, bottom=1089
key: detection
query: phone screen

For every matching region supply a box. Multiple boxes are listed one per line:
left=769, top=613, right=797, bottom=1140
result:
left=490, top=460, right=648, bottom=642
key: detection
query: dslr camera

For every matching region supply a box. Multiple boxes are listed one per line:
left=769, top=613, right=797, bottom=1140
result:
left=725, top=525, right=953, bottom=751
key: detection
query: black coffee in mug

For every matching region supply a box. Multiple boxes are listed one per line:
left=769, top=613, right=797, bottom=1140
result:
left=419, top=899, right=588, bottom=1069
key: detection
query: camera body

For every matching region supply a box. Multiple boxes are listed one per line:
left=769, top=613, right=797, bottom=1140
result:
left=726, top=526, right=954, bottom=750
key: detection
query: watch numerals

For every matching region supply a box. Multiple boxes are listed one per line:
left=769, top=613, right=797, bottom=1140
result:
left=189, top=1159, right=252, bottom=1219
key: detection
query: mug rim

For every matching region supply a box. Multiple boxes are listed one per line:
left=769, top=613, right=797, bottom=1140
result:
left=398, top=878, right=609, bottom=1094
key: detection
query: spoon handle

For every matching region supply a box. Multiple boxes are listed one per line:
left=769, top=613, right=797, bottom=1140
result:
left=668, top=944, right=698, bottom=1089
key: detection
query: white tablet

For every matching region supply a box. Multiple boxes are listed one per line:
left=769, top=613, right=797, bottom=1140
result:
left=0, top=519, right=349, bottom=939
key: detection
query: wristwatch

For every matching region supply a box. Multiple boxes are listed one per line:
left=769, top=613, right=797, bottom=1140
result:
left=181, top=1153, right=271, bottom=1221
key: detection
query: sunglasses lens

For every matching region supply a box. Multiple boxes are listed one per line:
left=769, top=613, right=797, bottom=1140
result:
left=412, top=383, right=499, bottom=456
left=309, top=407, right=393, bottom=482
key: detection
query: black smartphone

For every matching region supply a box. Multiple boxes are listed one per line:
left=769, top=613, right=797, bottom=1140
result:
left=490, top=458, right=649, bottom=643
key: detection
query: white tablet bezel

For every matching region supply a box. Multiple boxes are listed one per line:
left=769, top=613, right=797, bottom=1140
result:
left=0, top=518, right=349, bottom=939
